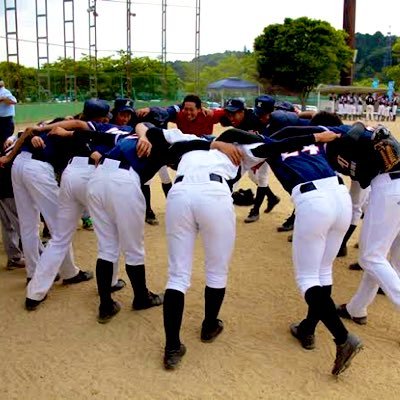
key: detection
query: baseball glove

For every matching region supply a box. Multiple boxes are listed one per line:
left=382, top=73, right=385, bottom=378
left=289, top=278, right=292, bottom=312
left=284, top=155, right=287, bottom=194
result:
left=371, top=125, right=400, bottom=172
left=232, top=188, right=255, bottom=206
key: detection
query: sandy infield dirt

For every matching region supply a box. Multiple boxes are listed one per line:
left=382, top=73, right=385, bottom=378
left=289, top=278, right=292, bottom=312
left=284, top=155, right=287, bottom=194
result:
left=1, top=120, right=400, bottom=399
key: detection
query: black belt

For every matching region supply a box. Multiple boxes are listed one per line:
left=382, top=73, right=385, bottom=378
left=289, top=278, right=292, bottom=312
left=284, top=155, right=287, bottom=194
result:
left=99, top=158, right=131, bottom=170
left=30, top=153, right=47, bottom=162
left=389, top=171, right=400, bottom=180
left=68, top=157, right=95, bottom=165
left=175, top=173, right=223, bottom=184
left=299, top=177, right=344, bottom=194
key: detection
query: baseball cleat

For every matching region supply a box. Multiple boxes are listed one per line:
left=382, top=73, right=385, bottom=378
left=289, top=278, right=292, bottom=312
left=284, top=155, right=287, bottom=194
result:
left=97, top=301, right=121, bottom=324
left=110, top=278, right=126, bottom=293
left=336, top=304, right=367, bottom=325
left=145, top=210, right=159, bottom=226
left=201, top=319, right=224, bottom=343
left=132, top=291, right=164, bottom=310
left=6, top=257, right=25, bottom=270
left=164, top=343, right=187, bottom=370
left=332, top=333, right=363, bottom=376
left=25, top=295, right=47, bottom=311
left=289, top=323, right=315, bottom=350
left=264, top=196, right=280, bottom=213
left=244, top=209, right=260, bottom=223
left=277, top=214, right=295, bottom=232
left=62, top=270, right=94, bottom=285
left=348, top=262, right=362, bottom=271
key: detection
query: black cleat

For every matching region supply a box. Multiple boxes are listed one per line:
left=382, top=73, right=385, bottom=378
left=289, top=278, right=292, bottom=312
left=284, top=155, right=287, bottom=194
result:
left=244, top=208, right=260, bottom=223
left=336, top=304, right=367, bottom=325
left=349, top=262, right=362, bottom=271
left=62, top=270, right=94, bottom=285
left=132, top=291, right=164, bottom=310
left=201, top=319, right=224, bottom=343
left=145, top=210, right=159, bottom=226
left=110, top=278, right=126, bottom=293
left=332, top=333, right=363, bottom=376
left=277, top=214, right=295, bottom=232
left=97, top=301, right=121, bottom=324
left=264, top=196, right=280, bottom=213
left=290, top=323, right=315, bottom=350
left=164, top=343, right=187, bottom=370
left=25, top=295, right=47, bottom=311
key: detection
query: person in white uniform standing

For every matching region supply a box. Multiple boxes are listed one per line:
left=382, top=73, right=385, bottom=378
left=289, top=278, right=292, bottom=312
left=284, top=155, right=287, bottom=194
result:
left=155, top=124, right=345, bottom=372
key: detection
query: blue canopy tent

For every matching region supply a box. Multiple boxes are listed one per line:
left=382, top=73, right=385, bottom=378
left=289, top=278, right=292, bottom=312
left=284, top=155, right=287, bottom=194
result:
left=206, top=77, right=260, bottom=106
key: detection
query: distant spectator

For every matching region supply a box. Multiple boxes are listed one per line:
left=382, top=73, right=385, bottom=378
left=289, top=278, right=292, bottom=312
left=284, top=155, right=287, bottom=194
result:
left=0, top=79, right=17, bottom=148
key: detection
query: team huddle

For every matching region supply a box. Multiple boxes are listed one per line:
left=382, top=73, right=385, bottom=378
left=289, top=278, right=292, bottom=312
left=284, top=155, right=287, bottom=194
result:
left=1, top=93, right=400, bottom=376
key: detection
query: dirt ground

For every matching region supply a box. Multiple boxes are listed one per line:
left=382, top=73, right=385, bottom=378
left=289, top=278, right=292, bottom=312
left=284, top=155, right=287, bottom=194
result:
left=1, top=119, right=400, bottom=399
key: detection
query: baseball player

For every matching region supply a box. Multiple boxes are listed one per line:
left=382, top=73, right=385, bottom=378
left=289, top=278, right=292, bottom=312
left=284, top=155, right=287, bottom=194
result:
left=320, top=123, right=400, bottom=326
left=23, top=103, right=134, bottom=310
left=275, top=117, right=400, bottom=323
left=157, top=124, right=344, bottom=371
left=0, top=125, right=93, bottom=296
left=253, top=122, right=364, bottom=375
left=365, top=93, right=375, bottom=121
left=222, top=97, right=281, bottom=223
left=85, top=123, right=229, bottom=323
left=0, top=139, right=25, bottom=269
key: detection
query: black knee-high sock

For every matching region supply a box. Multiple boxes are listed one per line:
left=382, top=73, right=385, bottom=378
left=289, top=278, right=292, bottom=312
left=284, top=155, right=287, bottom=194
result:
left=204, top=286, right=226, bottom=325
left=163, top=289, right=185, bottom=350
left=96, top=258, right=114, bottom=307
left=126, top=264, right=147, bottom=300
left=304, top=286, right=348, bottom=344
left=141, top=184, right=152, bottom=213
left=300, top=285, right=332, bottom=334
left=162, top=182, right=172, bottom=198
left=252, top=187, right=268, bottom=213
left=340, top=224, right=357, bottom=249
left=286, top=210, right=296, bottom=225
left=265, top=186, right=277, bottom=201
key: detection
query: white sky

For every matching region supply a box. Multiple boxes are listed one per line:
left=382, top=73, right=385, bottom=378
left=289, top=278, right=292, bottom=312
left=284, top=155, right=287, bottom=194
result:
left=0, top=0, right=398, bottom=67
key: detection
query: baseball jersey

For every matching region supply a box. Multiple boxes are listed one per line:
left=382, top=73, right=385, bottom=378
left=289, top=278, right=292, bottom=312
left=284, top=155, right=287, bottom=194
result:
left=263, top=110, right=310, bottom=136
left=219, top=108, right=265, bottom=133
left=101, top=128, right=212, bottom=184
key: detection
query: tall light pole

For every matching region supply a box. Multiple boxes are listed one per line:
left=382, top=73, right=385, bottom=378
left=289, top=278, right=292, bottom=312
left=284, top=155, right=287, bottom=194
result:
left=341, top=0, right=356, bottom=86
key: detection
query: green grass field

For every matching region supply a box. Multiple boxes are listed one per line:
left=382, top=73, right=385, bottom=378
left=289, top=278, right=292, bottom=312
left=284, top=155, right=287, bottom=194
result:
left=14, top=100, right=173, bottom=124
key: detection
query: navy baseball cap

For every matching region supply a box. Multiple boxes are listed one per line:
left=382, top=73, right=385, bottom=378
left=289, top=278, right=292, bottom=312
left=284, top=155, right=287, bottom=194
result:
left=224, top=98, right=245, bottom=112
left=83, top=99, right=112, bottom=119
left=274, top=100, right=295, bottom=112
left=254, top=95, right=275, bottom=117
left=113, top=98, right=135, bottom=113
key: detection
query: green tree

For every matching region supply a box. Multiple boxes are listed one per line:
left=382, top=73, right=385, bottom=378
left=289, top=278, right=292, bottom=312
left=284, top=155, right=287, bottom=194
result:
left=254, top=17, right=353, bottom=107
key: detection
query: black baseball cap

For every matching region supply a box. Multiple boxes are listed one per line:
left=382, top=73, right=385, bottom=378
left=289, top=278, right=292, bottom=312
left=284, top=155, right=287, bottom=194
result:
left=83, top=99, right=112, bottom=119
left=224, top=98, right=245, bottom=113
left=113, top=98, right=135, bottom=113
left=254, top=95, right=275, bottom=117
left=274, top=100, right=295, bottom=112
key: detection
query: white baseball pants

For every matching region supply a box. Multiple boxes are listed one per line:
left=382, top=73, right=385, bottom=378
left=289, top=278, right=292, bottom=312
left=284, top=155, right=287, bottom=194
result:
left=87, top=160, right=146, bottom=265
left=26, top=158, right=93, bottom=300
left=346, top=172, right=400, bottom=317
left=349, top=180, right=370, bottom=226
left=291, top=176, right=352, bottom=294
left=247, top=161, right=270, bottom=188
left=165, top=173, right=236, bottom=293
left=11, top=152, right=78, bottom=279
